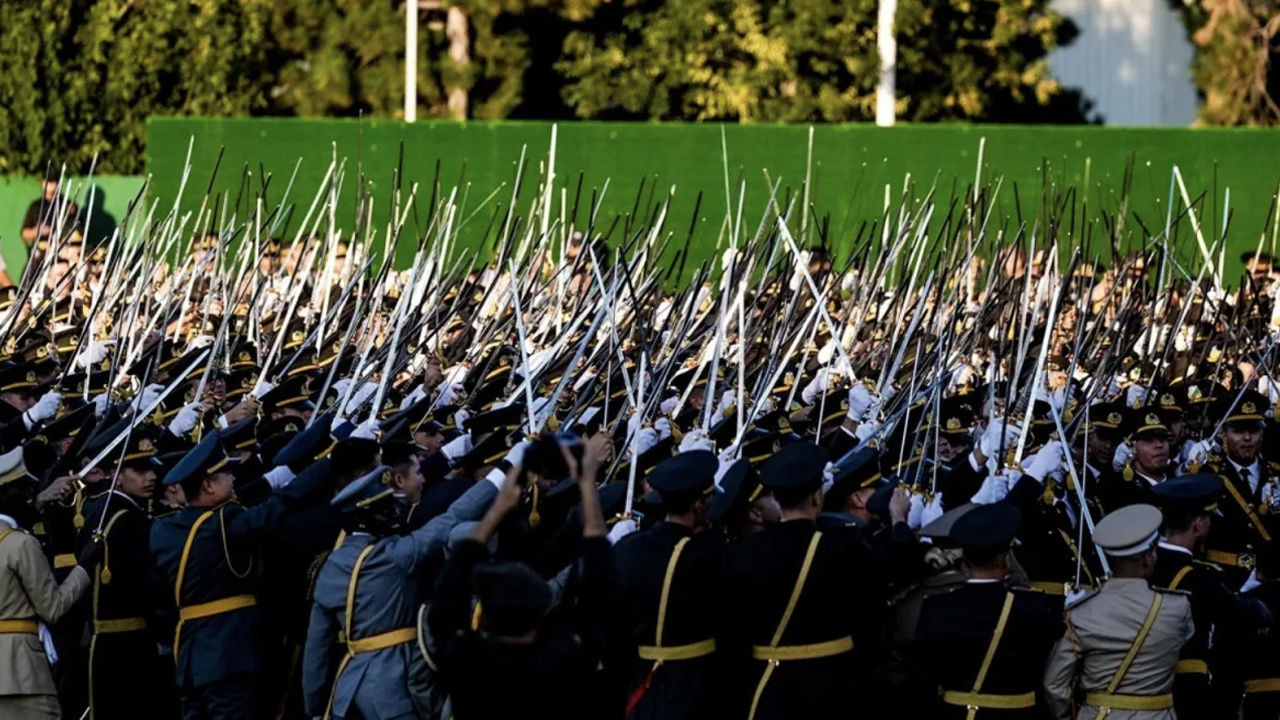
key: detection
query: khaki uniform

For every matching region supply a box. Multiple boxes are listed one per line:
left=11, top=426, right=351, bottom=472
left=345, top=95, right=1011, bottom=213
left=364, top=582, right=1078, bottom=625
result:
left=0, top=517, right=90, bottom=719
left=1043, top=577, right=1193, bottom=720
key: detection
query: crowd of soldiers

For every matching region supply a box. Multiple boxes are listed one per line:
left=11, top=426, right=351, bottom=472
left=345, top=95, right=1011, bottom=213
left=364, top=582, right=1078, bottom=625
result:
left=4, top=166, right=1280, bottom=720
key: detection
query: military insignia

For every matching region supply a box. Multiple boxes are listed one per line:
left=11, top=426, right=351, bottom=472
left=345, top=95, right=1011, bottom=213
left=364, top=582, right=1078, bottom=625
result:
left=784, top=372, right=795, bottom=386
left=24, top=371, right=35, bottom=383
left=1188, top=386, right=1202, bottom=402
left=1160, top=393, right=1174, bottom=407
left=1108, top=411, right=1123, bottom=426
left=291, top=330, right=304, bottom=343
left=1129, top=366, right=1142, bottom=381
left=841, top=399, right=850, bottom=410
left=284, top=420, right=301, bottom=433
left=946, top=417, right=962, bottom=431
left=138, top=438, right=155, bottom=454
left=184, top=390, right=194, bottom=403
left=380, top=470, right=392, bottom=485
left=1243, top=401, right=1257, bottom=415
left=778, top=418, right=791, bottom=433
left=236, top=351, right=251, bottom=364
left=36, top=347, right=48, bottom=359
left=1145, top=413, right=1160, bottom=426
left=101, top=359, right=111, bottom=371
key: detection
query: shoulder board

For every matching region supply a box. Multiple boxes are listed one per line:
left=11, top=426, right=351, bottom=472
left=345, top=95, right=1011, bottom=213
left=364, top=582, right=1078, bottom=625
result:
left=1190, top=559, right=1222, bottom=571
left=1155, top=587, right=1191, bottom=597
left=1065, top=590, right=1098, bottom=610
left=1012, top=585, right=1046, bottom=594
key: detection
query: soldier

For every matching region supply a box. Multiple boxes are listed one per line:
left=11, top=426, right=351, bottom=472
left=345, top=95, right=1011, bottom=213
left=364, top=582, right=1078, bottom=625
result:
left=301, top=452, right=501, bottom=720
left=1043, top=504, right=1194, bottom=720
left=149, top=428, right=329, bottom=720
left=1096, top=407, right=1175, bottom=513
left=1198, top=389, right=1279, bottom=586
left=718, top=442, right=881, bottom=720
left=883, top=503, right=975, bottom=708
left=0, top=445, right=100, bottom=720
left=1212, top=541, right=1280, bottom=719
left=75, top=433, right=171, bottom=720
left=427, top=432, right=614, bottom=720
left=613, top=450, right=722, bottom=720
left=912, top=503, right=1065, bottom=719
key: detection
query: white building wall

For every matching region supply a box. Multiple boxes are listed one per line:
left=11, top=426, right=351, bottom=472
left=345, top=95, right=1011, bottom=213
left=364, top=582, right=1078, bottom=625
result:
left=1050, top=0, right=1200, bottom=126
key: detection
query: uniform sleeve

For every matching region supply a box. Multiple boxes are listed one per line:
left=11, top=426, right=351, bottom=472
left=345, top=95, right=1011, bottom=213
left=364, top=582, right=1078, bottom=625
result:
left=301, top=601, right=339, bottom=718
left=395, top=480, right=496, bottom=569
left=12, top=533, right=89, bottom=623
left=225, top=462, right=330, bottom=541
left=1042, top=618, right=1080, bottom=720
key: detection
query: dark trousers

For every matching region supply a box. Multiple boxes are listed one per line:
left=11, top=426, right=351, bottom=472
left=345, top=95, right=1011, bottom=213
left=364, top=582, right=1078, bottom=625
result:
left=180, top=674, right=258, bottom=720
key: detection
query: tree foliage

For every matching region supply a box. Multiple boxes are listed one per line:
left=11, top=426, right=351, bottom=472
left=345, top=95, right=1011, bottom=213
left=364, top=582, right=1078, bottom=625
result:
left=557, top=0, right=1088, bottom=123
left=0, top=0, right=1089, bottom=176
left=1170, top=0, right=1280, bottom=126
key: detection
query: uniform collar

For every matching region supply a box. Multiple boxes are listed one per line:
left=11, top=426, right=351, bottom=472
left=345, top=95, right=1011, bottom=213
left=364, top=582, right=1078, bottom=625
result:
left=0, top=513, right=16, bottom=529
left=110, top=490, right=142, bottom=510
left=1158, top=540, right=1192, bottom=556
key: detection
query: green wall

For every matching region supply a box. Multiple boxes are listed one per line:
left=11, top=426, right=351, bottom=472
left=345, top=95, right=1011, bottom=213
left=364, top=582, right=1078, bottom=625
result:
left=0, top=175, right=145, bottom=278
left=130, top=119, right=1280, bottom=283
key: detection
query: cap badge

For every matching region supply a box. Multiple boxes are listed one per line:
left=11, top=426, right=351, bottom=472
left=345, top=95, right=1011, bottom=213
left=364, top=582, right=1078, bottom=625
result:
left=946, top=417, right=962, bottom=431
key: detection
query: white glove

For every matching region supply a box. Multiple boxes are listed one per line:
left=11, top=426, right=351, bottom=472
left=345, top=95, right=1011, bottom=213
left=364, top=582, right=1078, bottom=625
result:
left=341, top=382, right=378, bottom=416
left=660, top=396, right=679, bottom=416
left=529, top=397, right=555, bottom=431
left=1112, top=442, right=1132, bottom=472
left=25, top=391, right=62, bottom=427
left=442, top=433, right=473, bottom=460
left=907, top=492, right=925, bottom=528
left=846, top=382, right=875, bottom=422
left=678, top=429, right=713, bottom=453
left=919, top=493, right=945, bottom=528
left=484, top=466, right=507, bottom=490
left=167, top=401, right=203, bottom=437
left=91, top=393, right=110, bottom=418
left=1125, top=384, right=1149, bottom=408
left=504, top=440, right=533, bottom=469
left=453, top=407, right=471, bottom=430
left=607, top=519, right=638, bottom=545
left=971, top=472, right=1012, bottom=504
left=332, top=378, right=354, bottom=400
left=715, top=390, right=735, bottom=419
left=264, top=465, right=296, bottom=489
left=633, top=428, right=659, bottom=456
left=75, top=339, right=115, bottom=370
left=252, top=380, right=275, bottom=398
left=1023, top=441, right=1064, bottom=483
left=400, top=386, right=427, bottom=410
left=435, top=382, right=464, bottom=408
left=980, top=419, right=1022, bottom=462
left=653, top=417, right=672, bottom=439
left=855, top=420, right=878, bottom=442
left=349, top=418, right=381, bottom=440
left=801, top=369, right=831, bottom=405
left=132, top=384, right=164, bottom=413
left=186, top=335, right=215, bottom=350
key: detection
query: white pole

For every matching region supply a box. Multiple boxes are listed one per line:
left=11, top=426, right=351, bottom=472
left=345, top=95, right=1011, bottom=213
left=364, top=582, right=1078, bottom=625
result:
left=876, top=0, right=897, bottom=127
left=405, top=0, right=418, bottom=122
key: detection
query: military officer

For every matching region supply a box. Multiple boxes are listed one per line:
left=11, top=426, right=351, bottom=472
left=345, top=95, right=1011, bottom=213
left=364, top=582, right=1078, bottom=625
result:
left=1043, top=504, right=1194, bottom=720
left=718, top=442, right=881, bottom=720
left=1211, top=542, right=1280, bottom=719
left=613, top=450, right=723, bottom=720
left=1199, top=390, right=1279, bottom=586
left=0, top=446, right=99, bottom=720
left=912, top=503, right=1065, bottom=719
left=149, top=429, right=328, bottom=720
left=76, top=433, right=170, bottom=720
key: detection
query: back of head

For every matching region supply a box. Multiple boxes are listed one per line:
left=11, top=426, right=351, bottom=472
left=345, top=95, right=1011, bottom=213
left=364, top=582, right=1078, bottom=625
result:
left=472, top=561, right=552, bottom=637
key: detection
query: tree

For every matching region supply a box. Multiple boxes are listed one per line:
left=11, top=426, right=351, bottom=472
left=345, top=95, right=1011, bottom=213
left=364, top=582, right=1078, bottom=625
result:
left=1170, top=0, right=1280, bottom=126
left=556, top=0, right=1089, bottom=123
left=0, top=0, right=271, bottom=175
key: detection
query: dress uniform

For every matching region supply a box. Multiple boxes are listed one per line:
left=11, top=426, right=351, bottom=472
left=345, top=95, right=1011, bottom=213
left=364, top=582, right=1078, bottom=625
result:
left=1043, top=504, right=1194, bottom=720
left=718, top=443, right=881, bottom=720
left=75, top=434, right=170, bottom=720
left=0, top=446, right=93, bottom=720
left=302, top=464, right=498, bottom=720
left=1147, top=473, right=1254, bottom=720
left=150, top=429, right=328, bottom=720
left=1211, top=542, right=1280, bottom=719
left=613, top=450, right=722, bottom=720
left=913, top=503, right=1065, bottom=719
left=1197, top=391, right=1279, bottom=587
left=883, top=503, right=973, bottom=707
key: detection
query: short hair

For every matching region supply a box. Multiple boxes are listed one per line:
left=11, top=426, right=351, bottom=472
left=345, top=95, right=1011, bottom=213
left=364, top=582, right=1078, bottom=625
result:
left=773, top=479, right=822, bottom=510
